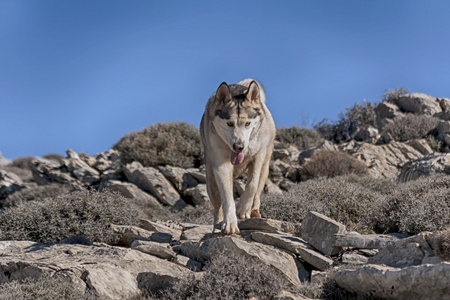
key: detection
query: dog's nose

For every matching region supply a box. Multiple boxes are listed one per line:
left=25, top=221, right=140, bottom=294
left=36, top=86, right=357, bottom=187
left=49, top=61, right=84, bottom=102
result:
left=233, top=143, right=244, bottom=153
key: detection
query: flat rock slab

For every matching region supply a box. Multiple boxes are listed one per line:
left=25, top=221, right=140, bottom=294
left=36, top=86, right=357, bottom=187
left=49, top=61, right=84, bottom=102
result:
left=300, top=211, right=346, bottom=256
left=334, top=233, right=398, bottom=249
left=139, top=219, right=183, bottom=241
left=296, top=247, right=334, bottom=271
left=111, top=224, right=173, bottom=246
left=131, top=240, right=176, bottom=260
left=100, top=180, right=162, bottom=208
left=202, top=236, right=302, bottom=288
left=181, top=223, right=213, bottom=242
left=238, top=218, right=301, bottom=233
left=250, top=232, right=312, bottom=254
left=333, top=262, right=450, bottom=300
left=0, top=241, right=191, bottom=300
left=341, top=252, right=369, bottom=265
left=368, top=232, right=435, bottom=268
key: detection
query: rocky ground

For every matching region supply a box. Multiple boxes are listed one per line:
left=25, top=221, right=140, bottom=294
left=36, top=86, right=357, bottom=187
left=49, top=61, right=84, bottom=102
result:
left=1, top=92, right=450, bottom=299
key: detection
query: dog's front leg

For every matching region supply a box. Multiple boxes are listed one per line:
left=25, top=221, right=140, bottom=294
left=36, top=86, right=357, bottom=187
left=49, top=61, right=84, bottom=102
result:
left=236, top=153, right=266, bottom=219
left=213, top=163, right=240, bottom=234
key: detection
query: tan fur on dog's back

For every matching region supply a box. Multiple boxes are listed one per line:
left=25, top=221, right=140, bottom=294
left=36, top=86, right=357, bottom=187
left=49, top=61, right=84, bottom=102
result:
left=200, top=79, right=276, bottom=234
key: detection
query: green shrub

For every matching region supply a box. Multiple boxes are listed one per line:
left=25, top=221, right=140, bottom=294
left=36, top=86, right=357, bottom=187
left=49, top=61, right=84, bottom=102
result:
left=0, top=189, right=140, bottom=244
left=261, top=175, right=390, bottom=233
left=147, top=252, right=288, bottom=300
left=275, top=126, right=323, bottom=150
left=380, top=174, right=450, bottom=234
left=114, top=122, right=203, bottom=168
left=381, top=114, right=439, bottom=142
left=299, top=150, right=368, bottom=180
left=0, top=275, right=97, bottom=300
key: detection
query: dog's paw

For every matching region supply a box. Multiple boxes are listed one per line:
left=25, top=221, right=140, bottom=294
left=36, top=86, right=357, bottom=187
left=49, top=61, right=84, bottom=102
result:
left=236, top=203, right=251, bottom=219
left=221, top=220, right=240, bottom=235
left=237, top=211, right=251, bottom=219
left=250, top=209, right=261, bottom=218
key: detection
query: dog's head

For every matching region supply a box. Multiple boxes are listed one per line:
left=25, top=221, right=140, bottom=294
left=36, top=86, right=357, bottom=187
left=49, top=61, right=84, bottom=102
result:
left=212, top=80, right=263, bottom=165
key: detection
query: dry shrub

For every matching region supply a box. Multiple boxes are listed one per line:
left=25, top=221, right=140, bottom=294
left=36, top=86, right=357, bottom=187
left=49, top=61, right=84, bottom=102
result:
left=382, top=88, right=409, bottom=103
left=276, top=126, right=323, bottom=150
left=380, top=174, right=450, bottom=234
left=114, top=122, right=203, bottom=168
left=42, top=153, right=65, bottom=162
left=314, top=101, right=376, bottom=143
left=147, top=252, right=288, bottom=300
left=434, top=228, right=450, bottom=261
left=2, top=183, right=73, bottom=207
left=381, top=114, right=439, bottom=142
left=261, top=175, right=391, bottom=233
left=0, top=156, right=35, bottom=182
left=300, top=150, right=368, bottom=180
left=0, top=275, right=97, bottom=300
left=0, top=189, right=140, bottom=244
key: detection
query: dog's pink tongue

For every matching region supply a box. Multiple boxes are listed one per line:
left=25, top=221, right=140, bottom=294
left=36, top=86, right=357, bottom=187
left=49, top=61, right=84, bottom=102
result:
left=231, top=152, right=245, bottom=166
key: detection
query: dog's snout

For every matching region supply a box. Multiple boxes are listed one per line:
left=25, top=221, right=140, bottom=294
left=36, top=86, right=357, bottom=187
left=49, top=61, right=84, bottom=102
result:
left=233, top=143, right=244, bottom=153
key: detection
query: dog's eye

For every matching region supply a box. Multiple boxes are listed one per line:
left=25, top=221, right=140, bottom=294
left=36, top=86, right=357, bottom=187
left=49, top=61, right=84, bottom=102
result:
left=227, top=122, right=234, bottom=127
left=245, top=122, right=251, bottom=127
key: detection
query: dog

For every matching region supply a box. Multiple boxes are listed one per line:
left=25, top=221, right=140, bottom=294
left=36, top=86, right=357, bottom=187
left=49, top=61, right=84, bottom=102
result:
left=200, top=79, right=276, bottom=234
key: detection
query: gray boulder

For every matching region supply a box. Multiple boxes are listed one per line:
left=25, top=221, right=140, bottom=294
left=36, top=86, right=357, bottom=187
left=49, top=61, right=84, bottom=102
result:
left=394, top=93, right=442, bottom=115
left=333, top=262, right=450, bottom=300
left=158, top=165, right=198, bottom=194
left=123, top=161, right=182, bottom=206
left=338, top=140, right=424, bottom=178
left=99, top=180, right=162, bottom=208
left=374, top=101, right=404, bottom=130
left=368, top=232, right=437, bottom=268
left=202, top=236, right=302, bottom=288
left=300, top=211, right=346, bottom=256
left=397, top=153, right=450, bottom=183
left=184, top=184, right=209, bottom=205
left=0, top=170, right=25, bottom=198
left=64, top=149, right=100, bottom=185
left=0, top=241, right=191, bottom=300
left=131, top=240, right=176, bottom=260
left=31, top=159, right=76, bottom=185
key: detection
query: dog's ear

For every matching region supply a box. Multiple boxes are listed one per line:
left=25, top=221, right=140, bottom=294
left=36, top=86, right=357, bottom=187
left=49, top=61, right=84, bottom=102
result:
left=247, top=81, right=260, bottom=104
left=215, top=82, right=231, bottom=104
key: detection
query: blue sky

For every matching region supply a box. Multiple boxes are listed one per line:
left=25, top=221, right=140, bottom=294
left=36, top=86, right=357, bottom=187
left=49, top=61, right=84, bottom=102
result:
left=2, top=1, right=450, bottom=159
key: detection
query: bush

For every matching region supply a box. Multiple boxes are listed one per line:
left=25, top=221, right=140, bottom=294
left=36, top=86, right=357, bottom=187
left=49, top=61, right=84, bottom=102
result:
left=275, top=126, right=323, bottom=150
left=380, top=174, right=450, bottom=234
left=42, top=153, right=65, bottom=162
left=382, top=88, right=409, bottom=103
left=0, top=156, right=35, bottom=182
left=2, top=183, right=73, bottom=207
left=261, top=175, right=391, bottom=233
left=0, top=189, right=140, bottom=244
left=0, top=275, right=97, bottom=300
left=381, top=114, right=439, bottom=142
left=315, top=101, right=376, bottom=143
left=147, top=252, right=288, bottom=300
left=299, top=150, right=368, bottom=180
left=114, top=122, right=203, bottom=168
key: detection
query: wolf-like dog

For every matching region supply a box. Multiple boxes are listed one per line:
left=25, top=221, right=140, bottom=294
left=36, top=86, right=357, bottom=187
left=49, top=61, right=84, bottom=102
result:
left=200, top=79, right=276, bottom=234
